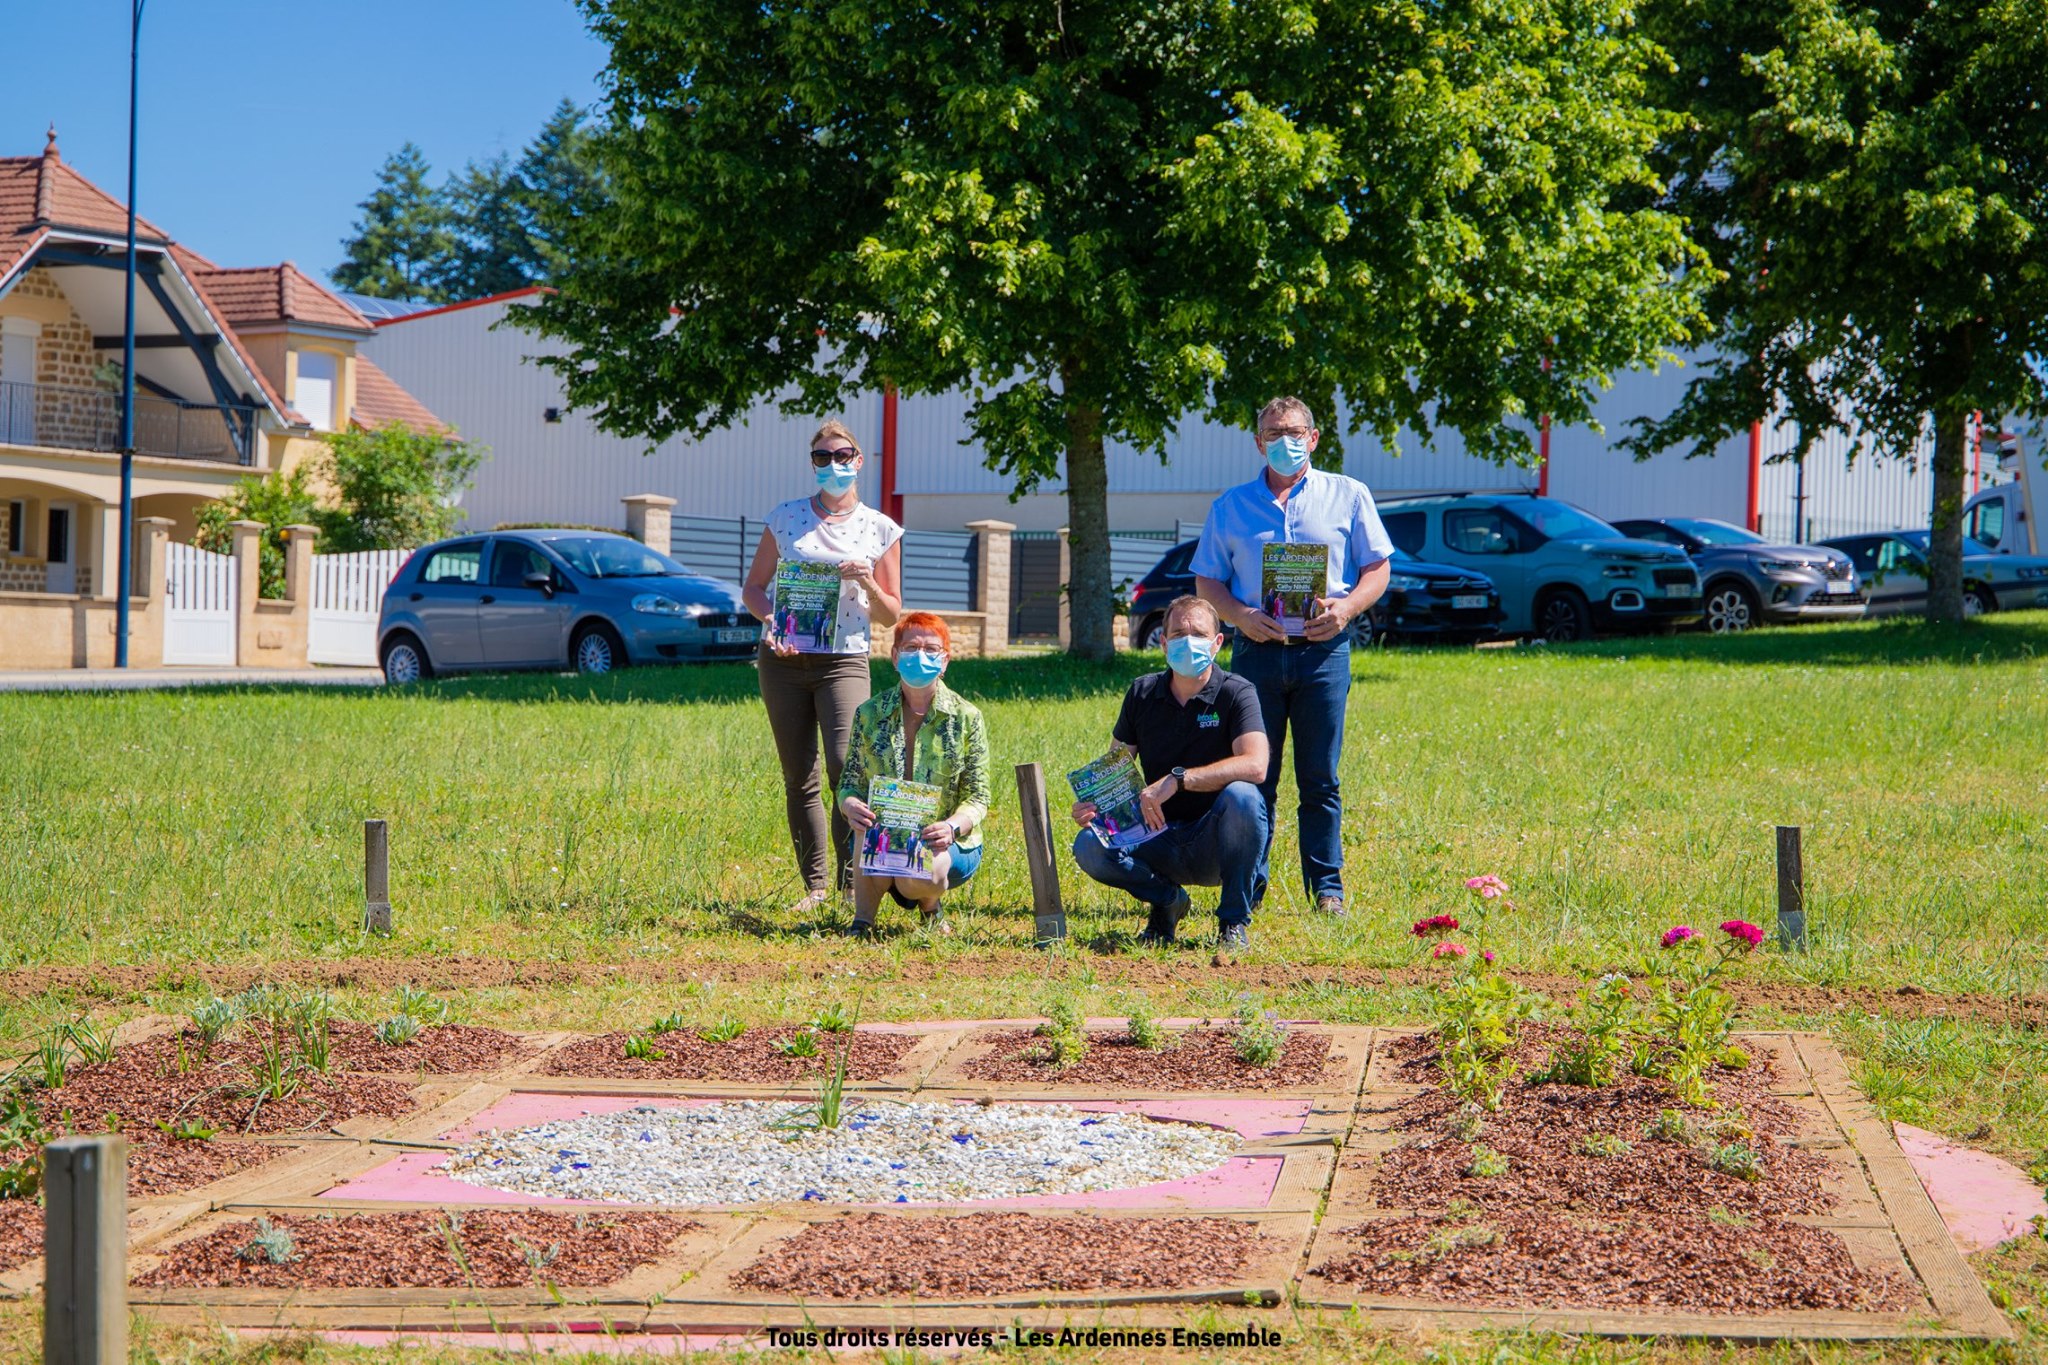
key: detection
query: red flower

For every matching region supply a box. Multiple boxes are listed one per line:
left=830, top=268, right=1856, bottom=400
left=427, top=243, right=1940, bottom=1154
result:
left=1661, top=925, right=1696, bottom=949
left=1432, top=942, right=1469, bottom=960
left=1720, top=919, right=1765, bottom=950
left=1411, top=914, right=1461, bottom=937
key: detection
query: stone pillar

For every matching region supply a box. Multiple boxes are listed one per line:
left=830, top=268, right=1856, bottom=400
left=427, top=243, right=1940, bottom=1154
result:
left=1056, top=526, right=1071, bottom=650
left=230, top=519, right=263, bottom=666
left=130, top=517, right=172, bottom=668
left=282, top=524, right=317, bottom=603
left=965, top=518, right=1014, bottom=656
left=91, top=503, right=121, bottom=601
left=623, top=493, right=677, bottom=552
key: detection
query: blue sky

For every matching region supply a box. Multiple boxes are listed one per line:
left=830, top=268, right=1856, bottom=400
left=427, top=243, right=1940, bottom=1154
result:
left=2, top=0, right=607, bottom=285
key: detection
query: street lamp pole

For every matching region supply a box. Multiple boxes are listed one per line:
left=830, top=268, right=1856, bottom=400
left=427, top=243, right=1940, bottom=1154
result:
left=116, top=0, right=146, bottom=667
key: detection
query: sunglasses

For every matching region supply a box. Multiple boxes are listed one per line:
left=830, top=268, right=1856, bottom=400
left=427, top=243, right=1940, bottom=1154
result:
left=809, top=448, right=860, bottom=466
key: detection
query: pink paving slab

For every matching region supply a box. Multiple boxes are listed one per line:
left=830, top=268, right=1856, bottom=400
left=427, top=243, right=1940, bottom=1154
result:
left=1896, top=1122, right=2047, bottom=1252
left=320, top=1093, right=1295, bottom=1210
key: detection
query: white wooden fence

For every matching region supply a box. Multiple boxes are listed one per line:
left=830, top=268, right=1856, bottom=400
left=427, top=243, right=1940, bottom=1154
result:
left=162, top=542, right=237, bottom=666
left=307, top=550, right=411, bottom=667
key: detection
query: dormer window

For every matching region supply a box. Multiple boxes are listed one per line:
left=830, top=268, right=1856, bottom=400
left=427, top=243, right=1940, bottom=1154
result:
left=296, top=350, right=338, bottom=432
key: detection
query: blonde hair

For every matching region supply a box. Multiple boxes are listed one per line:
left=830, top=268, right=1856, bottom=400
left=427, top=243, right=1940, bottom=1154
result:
left=811, top=420, right=861, bottom=456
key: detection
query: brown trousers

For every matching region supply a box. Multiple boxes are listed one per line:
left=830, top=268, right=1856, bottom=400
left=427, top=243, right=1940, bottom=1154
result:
left=757, top=646, right=872, bottom=891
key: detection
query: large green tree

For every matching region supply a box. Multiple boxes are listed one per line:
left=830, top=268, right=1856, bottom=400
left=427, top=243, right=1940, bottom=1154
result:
left=1630, top=0, right=2048, bottom=621
left=527, top=0, right=1705, bottom=657
left=332, top=143, right=455, bottom=303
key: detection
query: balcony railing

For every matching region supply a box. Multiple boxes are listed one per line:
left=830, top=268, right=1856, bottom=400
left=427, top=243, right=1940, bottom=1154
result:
left=0, top=380, right=256, bottom=465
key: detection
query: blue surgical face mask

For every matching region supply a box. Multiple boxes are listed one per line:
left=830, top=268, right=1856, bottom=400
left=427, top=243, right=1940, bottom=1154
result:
left=1266, top=434, right=1310, bottom=478
left=815, top=460, right=860, bottom=495
left=896, top=647, right=947, bottom=688
left=1164, top=634, right=1215, bottom=679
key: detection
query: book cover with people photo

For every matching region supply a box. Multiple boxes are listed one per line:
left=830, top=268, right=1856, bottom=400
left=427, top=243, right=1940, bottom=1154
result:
left=860, top=777, right=943, bottom=880
left=1261, top=542, right=1328, bottom=636
left=1068, top=745, right=1162, bottom=850
left=771, top=559, right=842, bottom=653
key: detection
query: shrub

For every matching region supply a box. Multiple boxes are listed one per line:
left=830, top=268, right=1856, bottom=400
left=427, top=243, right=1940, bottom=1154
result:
left=775, top=1029, right=821, bottom=1058
left=1035, top=995, right=1089, bottom=1068
left=1233, top=1009, right=1286, bottom=1068
left=391, top=985, right=450, bottom=1024
left=810, top=1002, right=855, bottom=1034
left=1580, top=1132, right=1633, bottom=1158
left=1646, top=1108, right=1698, bottom=1144
left=375, top=1014, right=423, bottom=1047
left=698, top=1016, right=746, bottom=1044
left=237, top=1217, right=298, bottom=1265
left=1417, top=875, right=1540, bottom=1112
left=1465, top=1145, right=1510, bottom=1178
left=1533, top=973, right=1636, bottom=1087
left=1709, top=1142, right=1765, bottom=1182
left=66, top=1018, right=118, bottom=1067
left=622, top=1034, right=665, bottom=1061
left=647, top=1013, right=688, bottom=1036
left=189, top=998, right=244, bottom=1053
left=1125, top=996, right=1171, bottom=1050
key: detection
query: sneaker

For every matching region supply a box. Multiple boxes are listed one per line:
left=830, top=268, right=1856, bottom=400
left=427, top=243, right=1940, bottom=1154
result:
left=1135, top=889, right=1192, bottom=947
left=1316, top=895, right=1347, bottom=918
left=790, top=888, right=833, bottom=916
left=1212, top=923, right=1251, bottom=965
left=843, top=918, right=877, bottom=941
left=919, top=907, right=952, bottom=937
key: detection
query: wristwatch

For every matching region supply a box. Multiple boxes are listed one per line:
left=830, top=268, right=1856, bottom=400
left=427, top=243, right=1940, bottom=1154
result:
left=1169, top=766, right=1187, bottom=794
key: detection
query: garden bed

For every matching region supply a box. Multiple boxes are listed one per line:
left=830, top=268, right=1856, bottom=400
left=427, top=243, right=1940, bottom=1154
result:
left=36, top=1040, right=417, bottom=1137
left=957, top=1027, right=1331, bottom=1091
left=133, top=1210, right=693, bottom=1290
left=535, top=1028, right=916, bottom=1084
left=731, top=1211, right=1271, bottom=1298
left=298, top=1022, right=534, bottom=1074
left=0, top=1200, right=37, bottom=1274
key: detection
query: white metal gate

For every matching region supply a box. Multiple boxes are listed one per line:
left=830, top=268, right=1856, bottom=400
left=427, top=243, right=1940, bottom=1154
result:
left=307, top=549, right=410, bottom=666
left=162, top=542, right=237, bottom=666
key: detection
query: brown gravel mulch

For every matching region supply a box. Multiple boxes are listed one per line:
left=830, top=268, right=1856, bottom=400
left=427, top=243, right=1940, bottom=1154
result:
left=959, top=1027, right=1332, bottom=1091
left=734, top=1212, right=1271, bottom=1299
left=1317, top=1209, right=1917, bottom=1313
left=36, top=1037, right=418, bottom=1138
left=123, top=1136, right=274, bottom=1199
left=291, top=1022, right=535, bottom=1074
left=0, top=1200, right=38, bottom=1274
left=537, top=1028, right=916, bottom=1083
left=134, top=1210, right=695, bottom=1289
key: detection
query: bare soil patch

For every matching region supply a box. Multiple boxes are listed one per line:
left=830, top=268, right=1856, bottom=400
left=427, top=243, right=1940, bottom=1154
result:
left=134, top=1210, right=694, bottom=1290
left=536, top=1028, right=915, bottom=1084
left=959, top=1027, right=1331, bottom=1091
left=38, top=1037, right=417, bottom=1137
left=305, top=1022, right=535, bottom=1074
left=734, top=1212, right=1270, bottom=1298
left=0, top=1200, right=37, bottom=1274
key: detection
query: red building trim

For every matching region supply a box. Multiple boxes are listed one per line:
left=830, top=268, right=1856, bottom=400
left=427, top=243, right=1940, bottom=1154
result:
left=880, top=383, right=903, bottom=523
left=373, top=286, right=550, bottom=327
left=1746, top=421, right=1763, bottom=532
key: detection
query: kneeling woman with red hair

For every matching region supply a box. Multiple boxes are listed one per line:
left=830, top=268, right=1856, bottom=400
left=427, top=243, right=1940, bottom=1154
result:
left=835, top=612, right=990, bottom=937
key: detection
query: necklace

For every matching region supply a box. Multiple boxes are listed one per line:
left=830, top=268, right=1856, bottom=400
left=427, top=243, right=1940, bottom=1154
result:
left=813, top=493, right=855, bottom=521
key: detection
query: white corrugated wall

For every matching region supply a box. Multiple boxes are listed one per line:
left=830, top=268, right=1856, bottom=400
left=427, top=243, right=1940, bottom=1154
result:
left=365, top=298, right=883, bottom=532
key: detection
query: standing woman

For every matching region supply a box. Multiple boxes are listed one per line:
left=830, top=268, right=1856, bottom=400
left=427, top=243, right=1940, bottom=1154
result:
left=742, top=420, right=904, bottom=912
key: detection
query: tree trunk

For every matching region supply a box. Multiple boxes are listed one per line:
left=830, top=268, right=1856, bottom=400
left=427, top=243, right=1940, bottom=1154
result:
left=1926, top=400, right=1970, bottom=624
left=1063, top=391, right=1114, bottom=661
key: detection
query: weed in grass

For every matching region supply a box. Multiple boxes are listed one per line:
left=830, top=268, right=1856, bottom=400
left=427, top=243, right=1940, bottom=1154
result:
left=1422, top=1222, right=1500, bottom=1257
left=1124, top=995, right=1171, bottom=1050
left=1708, top=1142, right=1765, bottom=1181
left=30, top=1027, right=67, bottom=1089
left=1579, top=1132, right=1633, bottom=1158
left=236, top=1217, right=298, bottom=1266
left=1035, top=994, right=1089, bottom=1068
left=698, top=1016, right=746, bottom=1044
left=622, top=1034, right=665, bottom=1061
left=374, top=1014, right=422, bottom=1047
left=1233, top=1008, right=1286, bottom=1068
left=65, top=1017, right=117, bottom=1066
left=774, top=1029, right=821, bottom=1059
left=189, top=997, right=242, bottom=1054
left=1465, top=1145, right=1510, bottom=1178
left=391, top=984, right=450, bottom=1024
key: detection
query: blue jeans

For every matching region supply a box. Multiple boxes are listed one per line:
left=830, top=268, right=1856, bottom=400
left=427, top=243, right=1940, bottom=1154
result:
left=856, top=839, right=983, bottom=909
left=1229, top=636, right=1351, bottom=903
left=1069, top=781, right=1268, bottom=928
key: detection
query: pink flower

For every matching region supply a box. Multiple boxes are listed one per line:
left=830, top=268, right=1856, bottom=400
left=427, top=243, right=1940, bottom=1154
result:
left=1465, top=875, right=1509, bottom=900
left=1481, top=950, right=1496, bottom=964
left=1432, top=942, right=1469, bottom=960
left=1661, top=925, right=1696, bottom=949
left=1411, top=914, right=1461, bottom=938
left=1720, top=919, right=1765, bottom=950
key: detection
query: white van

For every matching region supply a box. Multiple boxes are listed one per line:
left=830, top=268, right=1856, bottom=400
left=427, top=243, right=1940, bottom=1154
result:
left=1962, top=433, right=2046, bottom=555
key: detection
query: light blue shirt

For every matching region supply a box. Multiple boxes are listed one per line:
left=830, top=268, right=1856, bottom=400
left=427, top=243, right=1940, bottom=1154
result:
left=1190, top=468, right=1396, bottom=607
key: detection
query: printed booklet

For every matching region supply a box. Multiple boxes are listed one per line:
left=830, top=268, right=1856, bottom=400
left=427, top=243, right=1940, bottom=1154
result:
left=1261, top=543, right=1328, bottom=636
left=771, top=559, right=842, bottom=653
left=861, top=777, right=943, bottom=880
left=1068, top=745, right=1162, bottom=849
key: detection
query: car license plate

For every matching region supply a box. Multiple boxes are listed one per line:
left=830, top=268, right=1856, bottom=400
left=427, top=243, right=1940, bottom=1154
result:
left=1666, top=582, right=1696, bottom=596
left=1450, top=594, right=1488, bottom=610
left=716, top=628, right=759, bottom=644
left=1824, top=580, right=1855, bottom=594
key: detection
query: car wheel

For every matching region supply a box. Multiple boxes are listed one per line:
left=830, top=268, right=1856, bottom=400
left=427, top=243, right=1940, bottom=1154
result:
left=1964, top=584, right=1996, bottom=617
left=573, top=623, right=625, bottom=674
left=1703, top=580, right=1760, bottom=633
left=380, top=633, right=431, bottom=684
left=1136, top=614, right=1164, bottom=650
left=1535, top=589, right=1592, bottom=644
left=1352, top=609, right=1381, bottom=647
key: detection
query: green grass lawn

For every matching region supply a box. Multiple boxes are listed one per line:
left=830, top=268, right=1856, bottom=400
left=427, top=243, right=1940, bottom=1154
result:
left=1, top=613, right=2045, bottom=1365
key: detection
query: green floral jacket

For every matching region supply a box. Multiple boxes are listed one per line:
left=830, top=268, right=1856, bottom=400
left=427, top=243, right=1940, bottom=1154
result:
left=837, top=681, right=991, bottom=850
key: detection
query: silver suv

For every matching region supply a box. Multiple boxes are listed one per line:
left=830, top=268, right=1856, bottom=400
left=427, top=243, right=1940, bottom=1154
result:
left=1611, top=518, right=1864, bottom=632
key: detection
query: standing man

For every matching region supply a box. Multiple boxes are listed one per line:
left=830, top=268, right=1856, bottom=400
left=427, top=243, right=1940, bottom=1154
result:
left=1069, top=596, right=1270, bottom=958
left=1192, top=397, right=1394, bottom=918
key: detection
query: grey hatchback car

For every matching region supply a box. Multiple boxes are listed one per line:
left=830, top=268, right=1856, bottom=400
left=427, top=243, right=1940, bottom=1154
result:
left=377, top=530, right=758, bottom=682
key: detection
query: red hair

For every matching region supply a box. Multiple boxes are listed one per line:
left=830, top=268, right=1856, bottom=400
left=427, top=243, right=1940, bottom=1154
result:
left=894, top=611, right=952, bottom=653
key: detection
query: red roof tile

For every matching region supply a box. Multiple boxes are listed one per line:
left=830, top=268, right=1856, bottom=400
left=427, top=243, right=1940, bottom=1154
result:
left=187, top=262, right=372, bottom=333
left=351, top=356, right=445, bottom=437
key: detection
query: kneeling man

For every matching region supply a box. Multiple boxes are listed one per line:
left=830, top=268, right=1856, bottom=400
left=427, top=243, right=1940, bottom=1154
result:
left=1069, top=596, right=1270, bottom=954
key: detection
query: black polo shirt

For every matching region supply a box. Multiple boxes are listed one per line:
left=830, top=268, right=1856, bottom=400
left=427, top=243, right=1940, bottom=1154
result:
left=1110, top=668, right=1264, bottom=824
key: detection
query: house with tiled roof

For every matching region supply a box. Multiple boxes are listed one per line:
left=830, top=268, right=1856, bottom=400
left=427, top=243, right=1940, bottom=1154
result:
left=0, top=129, right=443, bottom=665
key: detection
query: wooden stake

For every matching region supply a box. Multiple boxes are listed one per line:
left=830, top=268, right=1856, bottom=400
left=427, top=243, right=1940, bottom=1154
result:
left=1014, top=763, right=1066, bottom=947
left=1775, top=824, right=1806, bottom=951
left=364, top=818, right=392, bottom=936
left=43, top=1135, right=126, bottom=1365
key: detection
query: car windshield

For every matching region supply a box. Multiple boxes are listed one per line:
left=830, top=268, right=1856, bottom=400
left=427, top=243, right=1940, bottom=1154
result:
left=1513, top=499, right=1625, bottom=541
left=1897, top=530, right=1998, bottom=557
left=545, top=537, right=690, bottom=578
left=1669, top=518, right=1767, bottom=546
